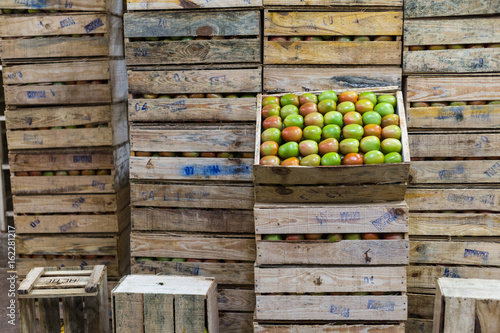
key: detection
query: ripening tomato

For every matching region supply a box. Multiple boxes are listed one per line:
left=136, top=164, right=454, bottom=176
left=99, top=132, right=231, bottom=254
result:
left=263, top=115, right=283, bottom=130
left=280, top=94, right=300, bottom=107
left=299, top=102, right=319, bottom=116
left=299, top=93, right=318, bottom=105
left=381, top=114, right=400, bottom=127
left=260, top=156, right=280, bottom=165
left=362, top=233, right=380, bottom=240
left=262, top=104, right=281, bottom=119
left=262, top=96, right=280, bottom=107
left=281, top=157, right=300, bottom=166
left=381, top=125, right=402, bottom=140
left=260, top=141, right=279, bottom=156
left=281, top=126, right=303, bottom=143
left=318, top=99, right=337, bottom=114
left=342, top=153, right=364, bottom=165
left=344, top=112, right=363, bottom=126
left=338, top=91, right=358, bottom=103
left=355, top=99, right=374, bottom=113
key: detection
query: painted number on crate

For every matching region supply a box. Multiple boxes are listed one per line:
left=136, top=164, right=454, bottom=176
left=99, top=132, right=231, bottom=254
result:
left=438, top=165, right=464, bottom=180
left=27, top=91, right=46, bottom=99
left=364, top=276, right=374, bottom=284
left=464, top=249, right=489, bottom=261
left=135, top=103, right=148, bottom=112
left=133, top=47, right=148, bottom=57
left=72, top=197, right=85, bottom=209
left=484, top=162, right=500, bottom=178
left=475, top=136, right=490, bottom=149
left=7, top=71, right=23, bottom=80
left=73, top=155, right=92, bottom=163
left=210, top=75, right=226, bottom=85
left=471, top=107, right=490, bottom=121
left=91, top=180, right=106, bottom=191
left=173, top=71, right=187, bottom=82
left=142, top=191, right=154, bottom=201
left=60, top=17, right=75, bottom=28
left=65, top=0, right=73, bottom=8
left=59, top=220, right=77, bottom=232
left=315, top=212, right=328, bottom=225
left=23, top=133, right=43, bottom=145
left=367, top=300, right=395, bottom=311
left=158, top=18, right=168, bottom=29
left=473, top=58, right=484, bottom=70
left=84, top=18, right=104, bottom=34
left=443, top=267, right=461, bottom=278
left=30, top=218, right=41, bottom=228
left=330, top=305, right=350, bottom=318
left=340, top=211, right=360, bottom=223
left=371, top=208, right=401, bottom=232
left=181, top=164, right=251, bottom=177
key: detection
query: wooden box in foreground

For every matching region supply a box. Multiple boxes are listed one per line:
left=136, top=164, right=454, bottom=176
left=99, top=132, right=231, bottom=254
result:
left=112, top=275, right=218, bottom=333
left=254, top=88, right=410, bottom=204
left=18, top=265, right=109, bottom=333
left=433, top=278, right=500, bottom=333
left=263, top=10, right=402, bottom=65
left=124, top=10, right=261, bottom=65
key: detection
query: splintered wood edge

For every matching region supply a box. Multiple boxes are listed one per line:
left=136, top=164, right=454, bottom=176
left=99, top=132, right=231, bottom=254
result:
left=18, top=267, right=44, bottom=295
left=85, top=265, right=107, bottom=293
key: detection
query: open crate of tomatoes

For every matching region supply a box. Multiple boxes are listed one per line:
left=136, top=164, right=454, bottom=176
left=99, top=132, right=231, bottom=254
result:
left=254, top=87, right=411, bottom=204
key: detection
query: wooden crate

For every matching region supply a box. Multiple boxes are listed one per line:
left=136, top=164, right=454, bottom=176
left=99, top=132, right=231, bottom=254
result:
left=3, top=59, right=127, bottom=106
left=254, top=89, right=410, bottom=204
left=112, top=275, right=219, bottom=333
left=404, top=0, right=500, bottom=19
left=406, top=319, right=432, bottom=333
left=263, top=10, right=402, bottom=65
left=0, top=0, right=123, bottom=15
left=126, top=0, right=262, bottom=11
left=10, top=145, right=129, bottom=196
left=433, top=278, right=500, bottom=333
left=0, top=14, right=123, bottom=61
left=254, top=323, right=406, bottom=333
left=263, top=66, right=402, bottom=93
left=124, top=10, right=261, bottom=65
left=403, top=17, right=500, bottom=74
left=127, top=64, right=262, bottom=95
left=18, top=265, right=109, bottom=333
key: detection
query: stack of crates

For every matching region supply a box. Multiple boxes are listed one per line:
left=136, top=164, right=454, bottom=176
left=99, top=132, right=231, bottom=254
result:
left=262, top=0, right=404, bottom=93
left=253, top=88, right=410, bottom=332
left=403, top=1, right=500, bottom=332
left=124, top=0, right=262, bottom=331
left=0, top=0, right=130, bottom=285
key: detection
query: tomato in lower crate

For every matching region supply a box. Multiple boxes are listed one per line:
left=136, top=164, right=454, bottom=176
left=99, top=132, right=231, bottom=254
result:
left=280, top=93, right=300, bottom=107
left=384, top=152, right=402, bottom=164
left=262, top=104, right=281, bottom=119
left=362, top=111, right=382, bottom=126
left=359, top=92, right=378, bottom=106
left=318, top=99, right=337, bottom=114
left=305, top=234, right=324, bottom=240
left=300, top=154, right=321, bottom=166
left=324, top=111, right=343, bottom=127
left=362, top=233, right=380, bottom=240
left=281, top=127, right=303, bottom=143
left=321, top=152, right=341, bottom=166
left=279, top=142, right=300, bottom=159
left=281, top=104, right=299, bottom=118
left=299, top=140, right=319, bottom=156
left=262, top=128, right=282, bottom=144
left=344, top=112, right=363, bottom=126
left=382, top=233, right=404, bottom=240
left=285, top=234, right=305, bottom=241
left=322, top=124, right=341, bottom=141
left=284, top=114, right=304, bottom=129
left=380, top=138, right=402, bottom=154
left=327, top=234, right=343, bottom=242
left=359, top=136, right=380, bottom=153
left=299, top=102, right=319, bottom=117
left=260, top=141, right=279, bottom=157
left=303, top=126, right=322, bottom=142
left=318, top=138, right=339, bottom=155
left=382, top=125, right=402, bottom=140
left=344, top=233, right=361, bottom=240
left=339, top=139, right=360, bottom=155
left=411, top=102, right=430, bottom=108
left=374, top=102, right=395, bottom=117
left=364, top=151, right=385, bottom=165
left=355, top=100, right=374, bottom=114
left=342, top=124, right=364, bottom=141
left=337, top=101, right=355, bottom=115
left=264, top=235, right=283, bottom=241
left=263, top=116, right=283, bottom=130
left=262, top=96, right=280, bottom=107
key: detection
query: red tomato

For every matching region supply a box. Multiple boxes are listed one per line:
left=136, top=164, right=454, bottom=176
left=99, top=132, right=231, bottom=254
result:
left=281, top=157, right=300, bottom=166
left=338, top=91, right=359, bottom=103
left=342, top=153, right=364, bottom=165
left=281, top=126, right=303, bottom=142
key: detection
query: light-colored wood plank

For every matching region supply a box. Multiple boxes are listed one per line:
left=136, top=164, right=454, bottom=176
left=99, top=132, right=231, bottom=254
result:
left=217, top=288, right=255, bottom=312
left=254, top=202, right=408, bottom=234
left=410, top=160, right=500, bottom=184
left=129, top=97, right=257, bottom=122
left=131, top=233, right=255, bottom=261
left=0, top=0, right=122, bottom=15
left=406, top=188, right=500, bottom=212
left=127, top=67, right=262, bottom=94
left=443, top=297, right=475, bottom=333
left=16, top=234, right=120, bottom=256
left=406, top=75, right=500, bottom=102
left=476, top=298, right=500, bottom=332
left=410, top=240, right=500, bottom=266
left=255, top=266, right=407, bottom=293
left=264, top=0, right=402, bottom=6
left=410, top=133, right=500, bottom=158
left=256, top=295, right=407, bottom=321
left=12, top=175, right=116, bottom=195
left=7, top=128, right=113, bottom=149
left=114, top=293, right=143, bottom=333
left=85, top=265, right=105, bottom=293
left=219, top=311, right=253, bottom=333
left=404, top=0, right=500, bottom=18
left=409, top=212, right=500, bottom=236
left=264, top=41, right=401, bottom=65
left=256, top=239, right=409, bottom=265
left=263, top=66, right=402, bottom=93
left=407, top=105, right=500, bottom=129
left=130, top=182, right=254, bottom=209
left=131, top=207, right=254, bottom=233
left=130, top=157, right=253, bottom=181
left=175, top=294, right=205, bottom=333
left=131, top=259, right=254, bottom=285
left=264, top=11, right=402, bottom=36
left=253, top=323, right=406, bottom=333
left=143, top=293, right=174, bottom=333
left=18, top=267, right=44, bottom=295
left=127, top=0, right=262, bottom=10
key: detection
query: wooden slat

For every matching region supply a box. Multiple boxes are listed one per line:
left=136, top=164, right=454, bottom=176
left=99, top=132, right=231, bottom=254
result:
left=406, top=319, right=432, bottom=333
left=263, top=66, right=402, bottom=93
left=217, top=288, right=255, bottom=312
left=406, top=188, right=500, bottom=212
left=38, top=298, right=60, bottom=333
left=114, top=293, right=143, bottom=333
left=7, top=128, right=114, bottom=149
left=254, top=323, right=406, bottom=333
left=264, top=0, right=402, bottom=6
left=131, top=233, right=255, bottom=261
left=409, top=212, right=500, bottom=236
left=34, top=276, right=89, bottom=289
left=16, top=235, right=119, bottom=256
left=264, top=11, right=402, bottom=36
left=407, top=265, right=500, bottom=291
left=476, top=298, right=500, bottom=332
left=407, top=105, right=500, bottom=130
left=264, top=41, right=401, bottom=65
left=406, top=76, right=500, bottom=102
left=410, top=240, right=500, bottom=266
left=256, top=239, right=409, bottom=265
left=404, top=0, right=500, bottom=18
left=12, top=175, right=116, bottom=195
left=130, top=157, right=253, bottom=181
left=127, top=0, right=262, bottom=10
left=144, top=294, right=174, bottom=333
left=410, top=160, right=500, bottom=184
left=87, top=271, right=109, bottom=333
left=128, top=97, right=257, bottom=122
left=131, top=183, right=254, bottom=209
left=443, top=297, right=475, bottom=333
left=85, top=265, right=105, bottom=293
left=404, top=18, right=500, bottom=46
left=409, top=133, right=500, bottom=158
left=254, top=202, right=409, bottom=234
left=131, top=259, right=254, bottom=285
left=19, top=299, right=36, bottom=332
left=127, top=68, right=262, bottom=94
left=18, top=267, right=45, bottom=295
left=256, top=295, right=407, bottom=321
left=207, top=284, right=219, bottom=333
left=255, top=183, right=407, bottom=204
left=0, top=0, right=122, bottom=14
left=219, top=311, right=253, bottom=333
left=255, top=266, right=407, bottom=293
left=409, top=293, right=434, bottom=319
left=124, top=11, right=260, bottom=37
left=131, top=207, right=254, bottom=233
left=62, top=297, right=85, bottom=333
left=175, top=295, right=205, bottom=333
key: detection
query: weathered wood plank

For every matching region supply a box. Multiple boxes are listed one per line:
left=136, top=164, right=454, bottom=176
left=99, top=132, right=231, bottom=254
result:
left=406, top=188, right=500, bottom=212
left=256, top=239, right=409, bottom=265
left=127, top=0, right=262, bottom=10
left=255, top=266, right=407, bottom=293
left=114, top=293, right=143, bottom=333
left=7, top=128, right=115, bottom=149
left=406, top=76, right=500, bottom=102
left=264, top=11, right=403, bottom=36
left=409, top=133, right=500, bottom=158
left=217, top=288, right=255, bottom=312
left=406, top=318, right=432, bottom=333
left=264, top=41, right=401, bottom=65
left=127, top=67, right=262, bottom=94
left=12, top=175, right=115, bottom=195
left=131, top=182, right=254, bottom=209
left=143, top=293, right=174, bottom=333
left=129, top=97, right=257, bottom=122
left=219, top=311, right=253, bottom=333
left=409, top=293, right=434, bottom=319
left=175, top=294, right=205, bottom=333
left=253, top=323, right=406, bottom=333
left=254, top=202, right=409, bottom=234
left=409, top=212, right=500, bottom=236
left=404, top=0, right=500, bottom=18
left=16, top=234, right=120, bottom=256
left=0, top=0, right=122, bottom=14
left=407, top=105, right=500, bottom=129
left=256, top=295, right=407, bottom=321
left=131, top=207, right=254, bottom=233
left=131, top=233, right=255, bottom=261
left=410, top=240, right=500, bottom=266
left=410, top=160, right=500, bottom=184
left=264, top=0, right=402, bottom=6
left=16, top=257, right=124, bottom=278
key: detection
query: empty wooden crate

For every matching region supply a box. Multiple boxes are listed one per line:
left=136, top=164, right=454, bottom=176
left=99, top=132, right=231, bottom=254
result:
left=433, top=278, right=500, bottom=333
left=112, top=275, right=218, bottom=333
left=18, top=265, right=109, bottom=333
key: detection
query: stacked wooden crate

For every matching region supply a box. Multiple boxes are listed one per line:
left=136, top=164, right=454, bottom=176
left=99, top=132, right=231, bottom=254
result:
left=403, top=1, right=500, bottom=332
left=253, top=88, right=410, bottom=332
left=0, top=0, right=130, bottom=283
left=124, top=1, right=262, bottom=332
left=262, top=0, right=403, bottom=93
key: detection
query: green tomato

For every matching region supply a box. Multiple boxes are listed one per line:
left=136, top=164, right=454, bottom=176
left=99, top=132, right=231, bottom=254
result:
left=264, top=234, right=282, bottom=241
left=283, top=114, right=304, bottom=129
left=321, top=152, right=341, bottom=166
left=380, top=138, right=402, bottom=154
left=281, top=104, right=299, bottom=118
left=363, top=150, right=385, bottom=164
left=324, top=111, right=344, bottom=127
left=302, top=125, right=322, bottom=142
left=300, top=154, right=321, bottom=166
left=377, top=95, right=397, bottom=107
left=278, top=142, right=299, bottom=159
left=318, top=90, right=338, bottom=103
left=358, top=92, right=378, bottom=106
left=362, top=111, right=382, bottom=126
left=374, top=102, right=395, bottom=118
left=322, top=124, right=341, bottom=140
left=384, top=152, right=402, bottom=163
left=261, top=128, right=282, bottom=144
left=359, top=136, right=381, bottom=153
left=342, top=124, right=364, bottom=141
